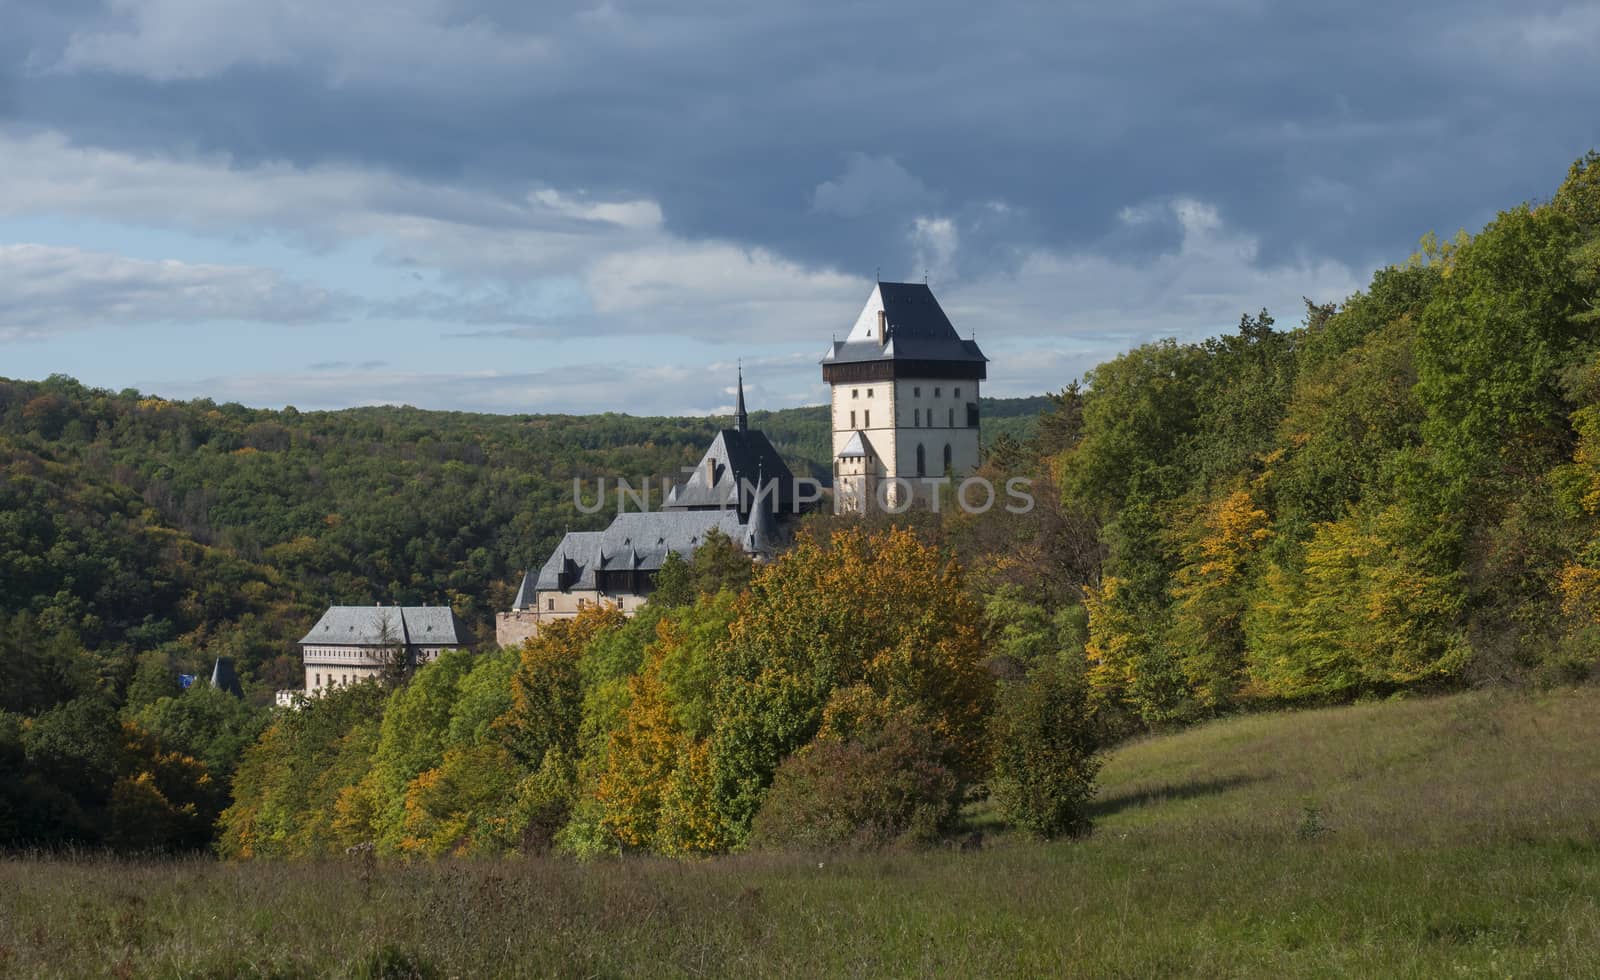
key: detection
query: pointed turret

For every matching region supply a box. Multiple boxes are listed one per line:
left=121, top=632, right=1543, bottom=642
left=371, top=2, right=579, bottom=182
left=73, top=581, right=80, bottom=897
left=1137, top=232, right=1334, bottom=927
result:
left=735, top=361, right=748, bottom=434
left=210, top=656, right=243, bottom=698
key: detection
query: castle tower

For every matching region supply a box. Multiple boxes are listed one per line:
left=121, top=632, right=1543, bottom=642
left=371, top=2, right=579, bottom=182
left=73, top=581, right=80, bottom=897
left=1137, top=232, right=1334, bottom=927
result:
left=820, top=282, right=988, bottom=512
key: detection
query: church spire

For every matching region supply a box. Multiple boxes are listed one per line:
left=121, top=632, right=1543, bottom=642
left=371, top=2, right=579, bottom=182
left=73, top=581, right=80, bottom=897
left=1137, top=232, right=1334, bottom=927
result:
left=735, top=360, right=748, bottom=433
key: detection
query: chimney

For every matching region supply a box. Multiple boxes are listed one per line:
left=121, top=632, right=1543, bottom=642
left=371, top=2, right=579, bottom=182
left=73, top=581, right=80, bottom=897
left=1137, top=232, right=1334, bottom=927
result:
left=876, top=309, right=887, bottom=346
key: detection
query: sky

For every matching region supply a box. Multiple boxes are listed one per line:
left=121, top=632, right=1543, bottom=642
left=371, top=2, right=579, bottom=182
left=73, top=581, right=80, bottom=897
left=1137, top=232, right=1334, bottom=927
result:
left=1, top=1, right=1597, bottom=417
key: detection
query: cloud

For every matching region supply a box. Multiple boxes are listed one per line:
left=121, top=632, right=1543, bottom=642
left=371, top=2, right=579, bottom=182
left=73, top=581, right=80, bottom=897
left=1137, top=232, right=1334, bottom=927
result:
left=946, top=196, right=1365, bottom=393
left=0, top=130, right=866, bottom=342
left=56, top=0, right=551, bottom=84
left=6, top=0, right=1595, bottom=411
left=909, top=217, right=959, bottom=282
left=0, top=243, right=347, bottom=340
left=812, top=154, right=935, bottom=218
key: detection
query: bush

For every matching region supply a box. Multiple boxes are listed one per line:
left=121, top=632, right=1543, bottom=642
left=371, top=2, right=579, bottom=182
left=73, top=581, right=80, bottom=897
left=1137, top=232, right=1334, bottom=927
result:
left=989, top=660, right=1101, bottom=839
left=749, top=713, right=959, bottom=851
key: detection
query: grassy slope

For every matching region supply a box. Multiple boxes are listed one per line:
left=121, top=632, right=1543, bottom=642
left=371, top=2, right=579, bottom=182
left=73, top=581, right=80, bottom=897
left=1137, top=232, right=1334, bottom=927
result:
left=4, top=688, right=1599, bottom=978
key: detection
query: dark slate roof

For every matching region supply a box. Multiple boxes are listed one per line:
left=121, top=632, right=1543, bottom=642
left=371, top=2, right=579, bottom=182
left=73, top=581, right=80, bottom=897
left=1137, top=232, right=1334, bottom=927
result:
left=526, top=530, right=607, bottom=596
left=664, top=428, right=798, bottom=513
left=210, top=656, right=243, bottom=697
left=514, top=510, right=766, bottom=601
left=821, top=282, right=988, bottom=367
left=298, top=606, right=473, bottom=647
left=596, top=510, right=750, bottom=572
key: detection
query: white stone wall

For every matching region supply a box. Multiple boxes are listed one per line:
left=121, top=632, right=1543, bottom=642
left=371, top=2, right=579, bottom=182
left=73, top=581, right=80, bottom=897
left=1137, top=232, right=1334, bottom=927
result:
left=830, top=380, right=896, bottom=463
left=830, top=374, right=980, bottom=510
left=302, top=644, right=457, bottom=694
left=891, top=377, right=981, bottom=503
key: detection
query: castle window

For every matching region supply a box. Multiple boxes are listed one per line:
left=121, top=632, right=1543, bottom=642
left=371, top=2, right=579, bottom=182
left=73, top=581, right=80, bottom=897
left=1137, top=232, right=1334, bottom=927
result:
left=852, top=388, right=859, bottom=399
left=948, top=408, right=954, bottom=427
left=850, top=410, right=856, bottom=428
left=867, top=389, right=874, bottom=398
left=865, top=410, right=870, bottom=427
left=943, top=444, right=952, bottom=471
left=916, top=444, right=926, bottom=477
left=315, top=673, right=321, bottom=687
left=914, top=409, right=920, bottom=427
left=547, top=598, right=554, bottom=611
left=913, top=386, right=921, bottom=397
left=955, top=387, right=961, bottom=398
left=934, top=387, right=942, bottom=398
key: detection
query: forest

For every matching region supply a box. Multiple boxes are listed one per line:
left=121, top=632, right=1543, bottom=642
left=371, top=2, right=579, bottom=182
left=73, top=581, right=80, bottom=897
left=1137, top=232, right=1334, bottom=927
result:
left=2, top=152, right=1599, bottom=857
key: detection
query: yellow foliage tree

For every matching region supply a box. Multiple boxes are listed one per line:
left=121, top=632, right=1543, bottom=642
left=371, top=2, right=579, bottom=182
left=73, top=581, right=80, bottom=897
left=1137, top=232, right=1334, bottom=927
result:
left=1169, top=487, right=1273, bottom=708
left=1245, top=504, right=1468, bottom=699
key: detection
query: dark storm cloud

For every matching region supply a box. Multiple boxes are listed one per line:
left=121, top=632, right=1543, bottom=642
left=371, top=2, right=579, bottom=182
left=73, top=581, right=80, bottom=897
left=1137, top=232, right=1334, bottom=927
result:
left=8, top=0, right=1600, bottom=282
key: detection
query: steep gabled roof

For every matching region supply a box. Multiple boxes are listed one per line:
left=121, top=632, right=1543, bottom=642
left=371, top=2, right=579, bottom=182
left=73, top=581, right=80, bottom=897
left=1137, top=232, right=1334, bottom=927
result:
left=664, top=427, right=797, bottom=513
left=821, top=282, right=988, bottom=367
left=525, top=530, right=607, bottom=596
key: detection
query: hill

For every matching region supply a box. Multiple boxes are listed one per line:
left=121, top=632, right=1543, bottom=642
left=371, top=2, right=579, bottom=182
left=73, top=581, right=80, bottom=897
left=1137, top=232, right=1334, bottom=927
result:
left=0, top=375, right=1054, bottom=694
left=3, top=688, right=1596, bottom=977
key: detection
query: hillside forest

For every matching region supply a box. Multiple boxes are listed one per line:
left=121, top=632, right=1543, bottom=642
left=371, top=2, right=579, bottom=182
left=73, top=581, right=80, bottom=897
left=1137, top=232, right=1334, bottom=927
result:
left=2, top=153, right=1599, bottom=856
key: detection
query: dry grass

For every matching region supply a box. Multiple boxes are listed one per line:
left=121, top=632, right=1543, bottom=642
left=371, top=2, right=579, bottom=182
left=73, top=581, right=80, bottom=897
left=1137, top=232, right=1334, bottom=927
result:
left=4, top=687, right=1599, bottom=978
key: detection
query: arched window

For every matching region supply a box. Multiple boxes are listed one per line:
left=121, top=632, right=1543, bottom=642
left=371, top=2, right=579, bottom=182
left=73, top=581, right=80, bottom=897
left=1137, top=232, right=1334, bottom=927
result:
left=916, top=444, right=926, bottom=477
left=943, top=444, right=952, bottom=472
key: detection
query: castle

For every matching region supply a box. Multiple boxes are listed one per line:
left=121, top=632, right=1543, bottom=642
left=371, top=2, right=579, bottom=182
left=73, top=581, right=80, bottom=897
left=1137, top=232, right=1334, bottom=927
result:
left=291, top=281, right=989, bottom=685
left=823, top=282, right=988, bottom=511
left=494, top=368, right=808, bottom=646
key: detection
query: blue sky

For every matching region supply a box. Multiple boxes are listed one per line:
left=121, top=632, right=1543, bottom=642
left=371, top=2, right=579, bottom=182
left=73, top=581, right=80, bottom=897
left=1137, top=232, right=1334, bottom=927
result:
left=2, top=0, right=1597, bottom=415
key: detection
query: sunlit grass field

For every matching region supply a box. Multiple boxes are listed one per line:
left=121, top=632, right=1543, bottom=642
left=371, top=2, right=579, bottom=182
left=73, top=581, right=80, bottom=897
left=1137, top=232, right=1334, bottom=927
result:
left=5, top=687, right=1600, bottom=978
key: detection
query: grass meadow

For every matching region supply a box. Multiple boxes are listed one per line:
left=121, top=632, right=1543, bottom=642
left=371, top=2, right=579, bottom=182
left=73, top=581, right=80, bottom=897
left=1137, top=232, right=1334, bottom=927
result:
left=4, top=687, right=1600, bottom=978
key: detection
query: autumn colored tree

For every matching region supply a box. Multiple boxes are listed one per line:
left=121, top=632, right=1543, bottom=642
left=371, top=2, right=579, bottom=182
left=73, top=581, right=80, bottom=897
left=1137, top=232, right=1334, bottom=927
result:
left=1245, top=503, right=1469, bottom=700
left=1168, top=487, right=1273, bottom=708
left=707, top=527, right=992, bottom=844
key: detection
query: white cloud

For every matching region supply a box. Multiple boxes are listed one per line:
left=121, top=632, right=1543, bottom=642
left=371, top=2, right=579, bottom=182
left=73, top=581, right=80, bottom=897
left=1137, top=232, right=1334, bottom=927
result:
left=531, top=190, right=664, bottom=230
left=0, top=130, right=865, bottom=341
left=0, top=243, right=345, bottom=340
left=55, top=0, right=551, bottom=84
left=909, top=216, right=958, bottom=282
left=944, top=196, right=1366, bottom=394
left=812, top=154, right=935, bottom=218
left=0, top=131, right=1372, bottom=409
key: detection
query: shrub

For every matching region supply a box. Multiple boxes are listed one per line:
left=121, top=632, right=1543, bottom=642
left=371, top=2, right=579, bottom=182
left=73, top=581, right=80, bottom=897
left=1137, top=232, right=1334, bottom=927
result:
left=749, top=711, right=959, bottom=851
left=989, top=660, right=1101, bottom=839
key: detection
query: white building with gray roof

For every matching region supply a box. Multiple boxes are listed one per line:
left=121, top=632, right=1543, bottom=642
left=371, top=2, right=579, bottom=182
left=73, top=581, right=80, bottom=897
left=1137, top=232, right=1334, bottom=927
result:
left=822, top=282, right=988, bottom=512
left=297, top=604, right=472, bottom=696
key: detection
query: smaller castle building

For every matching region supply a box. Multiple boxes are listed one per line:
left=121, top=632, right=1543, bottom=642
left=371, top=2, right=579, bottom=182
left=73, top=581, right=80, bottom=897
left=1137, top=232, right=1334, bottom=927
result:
left=298, top=604, right=473, bottom=695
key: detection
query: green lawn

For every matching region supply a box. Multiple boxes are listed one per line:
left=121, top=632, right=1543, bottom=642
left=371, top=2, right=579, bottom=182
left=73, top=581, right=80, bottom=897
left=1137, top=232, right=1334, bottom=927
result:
left=5, top=688, right=1599, bottom=978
